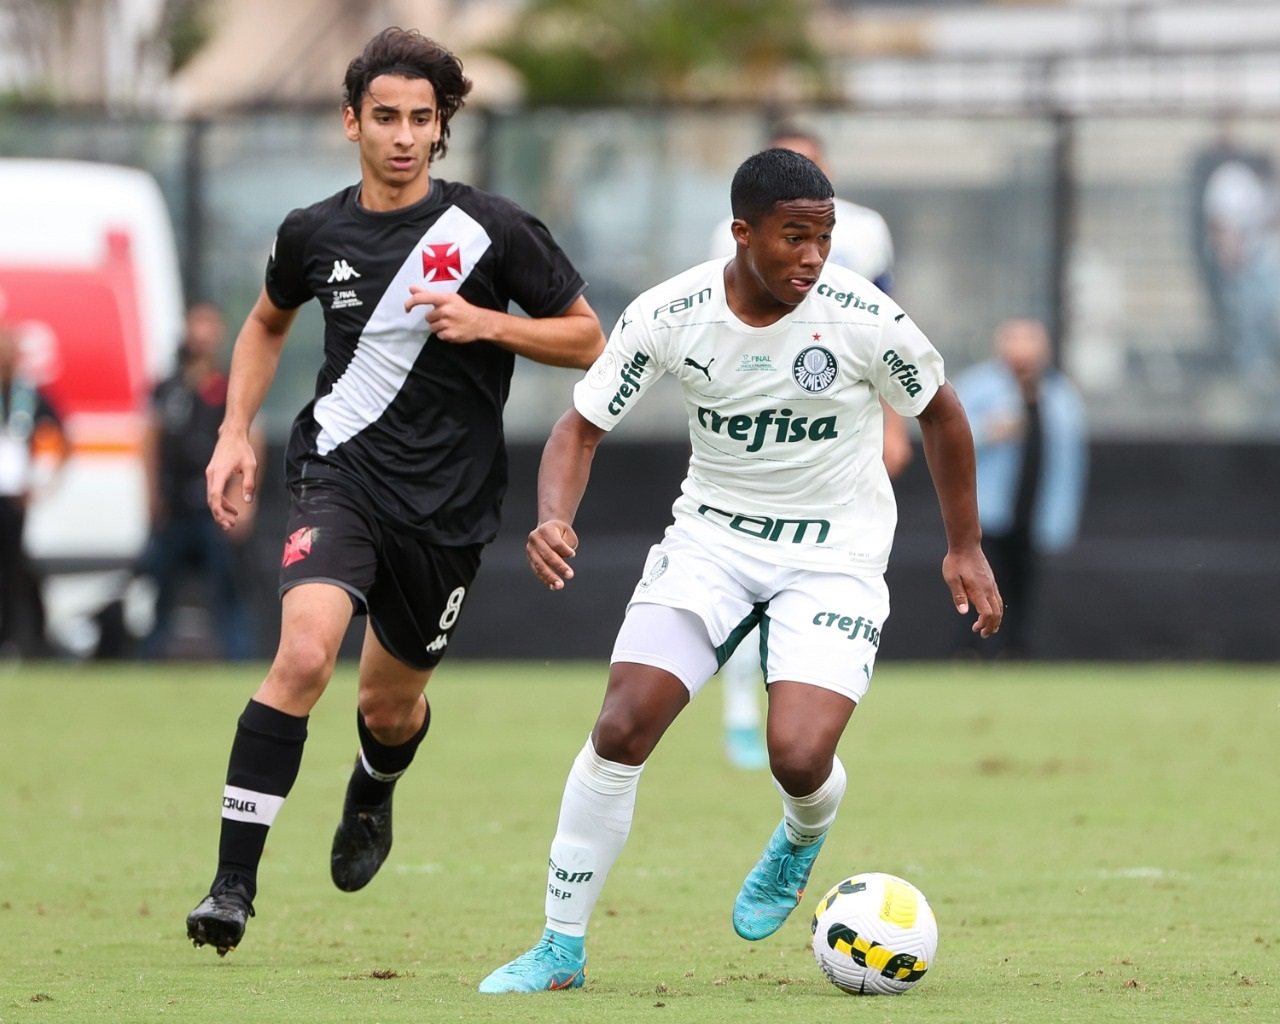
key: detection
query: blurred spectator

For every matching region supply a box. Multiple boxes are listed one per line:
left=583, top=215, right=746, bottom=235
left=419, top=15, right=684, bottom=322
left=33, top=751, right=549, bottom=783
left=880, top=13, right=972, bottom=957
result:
left=1190, top=129, right=1280, bottom=379
left=1202, top=158, right=1280, bottom=380
left=0, top=321, right=70, bottom=657
left=709, top=125, right=909, bottom=768
left=953, top=319, right=1088, bottom=659
left=139, top=303, right=261, bottom=660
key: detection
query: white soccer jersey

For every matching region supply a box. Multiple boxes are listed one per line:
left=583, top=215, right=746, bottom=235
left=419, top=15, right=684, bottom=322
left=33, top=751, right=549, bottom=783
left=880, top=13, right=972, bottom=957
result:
left=573, top=260, right=945, bottom=574
left=707, top=197, right=895, bottom=287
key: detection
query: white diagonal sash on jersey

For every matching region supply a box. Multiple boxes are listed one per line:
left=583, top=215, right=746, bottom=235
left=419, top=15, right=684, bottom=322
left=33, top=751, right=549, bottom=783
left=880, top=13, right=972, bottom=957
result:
left=315, top=206, right=493, bottom=455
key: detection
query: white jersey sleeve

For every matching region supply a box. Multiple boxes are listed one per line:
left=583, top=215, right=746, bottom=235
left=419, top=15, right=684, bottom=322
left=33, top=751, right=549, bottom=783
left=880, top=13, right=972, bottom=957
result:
left=573, top=299, right=667, bottom=431
left=867, top=304, right=944, bottom=417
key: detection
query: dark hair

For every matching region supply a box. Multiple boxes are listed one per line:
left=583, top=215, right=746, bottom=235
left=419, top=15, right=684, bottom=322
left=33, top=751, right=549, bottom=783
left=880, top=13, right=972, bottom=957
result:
left=343, top=27, right=472, bottom=162
left=730, top=148, right=834, bottom=225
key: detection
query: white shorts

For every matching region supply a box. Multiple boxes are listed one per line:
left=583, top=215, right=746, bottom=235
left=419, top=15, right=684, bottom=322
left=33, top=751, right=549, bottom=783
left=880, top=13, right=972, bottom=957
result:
left=611, top=520, right=890, bottom=705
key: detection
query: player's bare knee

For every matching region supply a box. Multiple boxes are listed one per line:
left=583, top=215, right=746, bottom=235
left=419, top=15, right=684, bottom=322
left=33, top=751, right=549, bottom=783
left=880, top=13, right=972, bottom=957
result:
left=271, top=634, right=337, bottom=696
left=590, top=713, right=654, bottom=766
left=356, top=696, right=420, bottom=740
left=768, top=748, right=830, bottom=796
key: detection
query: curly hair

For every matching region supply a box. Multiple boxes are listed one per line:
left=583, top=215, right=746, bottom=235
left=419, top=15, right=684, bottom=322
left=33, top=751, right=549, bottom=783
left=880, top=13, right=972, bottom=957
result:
left=342, top=27, right=473, bottom=162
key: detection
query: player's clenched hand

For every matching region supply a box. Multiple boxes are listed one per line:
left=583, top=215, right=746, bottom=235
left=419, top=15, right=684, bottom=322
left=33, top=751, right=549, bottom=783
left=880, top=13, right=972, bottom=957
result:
left=206, top=433, right=257, bottom=532
left=405, top=286, right=494, bottom=344
left=942, top=546, right=1004, bottom=639
left=527, top=520, right=578, bottom=591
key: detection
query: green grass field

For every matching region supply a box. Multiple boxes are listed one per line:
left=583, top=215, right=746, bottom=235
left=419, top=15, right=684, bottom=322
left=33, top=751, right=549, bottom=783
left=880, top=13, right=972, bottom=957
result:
left=1, top=660, right=1275, bottom=1023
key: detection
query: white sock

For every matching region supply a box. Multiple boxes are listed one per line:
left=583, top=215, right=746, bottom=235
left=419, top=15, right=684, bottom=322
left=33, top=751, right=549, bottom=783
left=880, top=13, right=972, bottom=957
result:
left=544, top=738, right=644, bottom=938
left=721, top=640, right=763, bottom=730
left=775, top=755, right=846, bottom=846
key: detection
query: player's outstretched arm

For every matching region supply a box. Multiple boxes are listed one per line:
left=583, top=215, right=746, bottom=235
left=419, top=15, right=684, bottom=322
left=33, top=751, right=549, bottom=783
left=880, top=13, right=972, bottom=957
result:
left=527, top=408, right=606, bottom=591
left=916, top=383, right=1004, bottom=638
left=206, top=288, right=296, bottom=531
left=405, top=289, right=606, bottom=369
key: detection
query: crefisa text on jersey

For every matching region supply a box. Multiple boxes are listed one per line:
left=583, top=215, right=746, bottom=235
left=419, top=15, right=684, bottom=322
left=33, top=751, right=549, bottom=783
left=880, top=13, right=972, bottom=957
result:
left=607, top=350, right=651, bottom=415
left=816, top=283, right=880, bottom=314
left=881, top=350, right=924, bottom=397
left=696, top=405, right=839, bottom=452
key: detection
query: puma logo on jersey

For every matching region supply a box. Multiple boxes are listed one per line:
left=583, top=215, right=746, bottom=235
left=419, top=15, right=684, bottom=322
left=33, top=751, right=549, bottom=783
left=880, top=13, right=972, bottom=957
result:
left=327, top=259, right=361, bottom=283
left=684, top=356, right=714, bottom=381
left=426, top=634, right=449, bottom=653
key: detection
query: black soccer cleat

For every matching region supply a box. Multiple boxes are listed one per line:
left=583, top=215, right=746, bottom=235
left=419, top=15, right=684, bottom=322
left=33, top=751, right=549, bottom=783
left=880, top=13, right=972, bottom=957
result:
left=186, top=875, right=255, bottom=956
left=330, top=794, right=394, bottom=892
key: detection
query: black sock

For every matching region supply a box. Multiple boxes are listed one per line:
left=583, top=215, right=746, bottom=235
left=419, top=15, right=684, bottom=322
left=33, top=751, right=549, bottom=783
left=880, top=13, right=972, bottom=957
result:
left=214, top=699, right=309, bottom=897
left=344, top=705, right=431, bottom=807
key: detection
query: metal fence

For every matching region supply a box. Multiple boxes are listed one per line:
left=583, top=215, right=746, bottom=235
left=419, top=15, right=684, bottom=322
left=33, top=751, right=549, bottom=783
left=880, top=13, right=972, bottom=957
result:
left=4, top=105, right=1278, bottom=441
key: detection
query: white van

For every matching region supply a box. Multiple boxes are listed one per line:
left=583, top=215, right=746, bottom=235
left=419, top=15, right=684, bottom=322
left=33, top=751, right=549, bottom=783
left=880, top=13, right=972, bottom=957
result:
left=0, top=158, right=185, bottom=654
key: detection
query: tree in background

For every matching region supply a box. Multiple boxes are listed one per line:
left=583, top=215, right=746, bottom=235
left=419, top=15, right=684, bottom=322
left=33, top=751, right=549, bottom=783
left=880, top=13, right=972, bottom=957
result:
left=0, top=0, right=212, bottom=110
left=485, top=0, right=830, bottom=104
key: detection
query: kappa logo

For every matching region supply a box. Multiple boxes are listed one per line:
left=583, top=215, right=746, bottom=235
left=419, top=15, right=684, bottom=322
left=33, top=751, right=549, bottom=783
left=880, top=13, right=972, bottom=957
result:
left=426, top=634, right=449, bottom=653
left=282, top=526, right=316, bottom=568
left=327, top=259, right=361, bottom=283
left=422, top=243, right=463, bottom=282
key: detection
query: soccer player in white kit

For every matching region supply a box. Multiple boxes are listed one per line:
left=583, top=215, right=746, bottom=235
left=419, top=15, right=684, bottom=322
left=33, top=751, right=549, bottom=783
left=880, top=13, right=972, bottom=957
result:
left=480, top=147, right=1002, bottom=993
left=708, top=125, right=909, bottom=770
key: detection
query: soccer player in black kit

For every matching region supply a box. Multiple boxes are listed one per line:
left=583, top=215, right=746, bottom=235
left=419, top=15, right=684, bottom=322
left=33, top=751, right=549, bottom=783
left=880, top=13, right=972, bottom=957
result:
left=185, top=27, right=606, bottom=956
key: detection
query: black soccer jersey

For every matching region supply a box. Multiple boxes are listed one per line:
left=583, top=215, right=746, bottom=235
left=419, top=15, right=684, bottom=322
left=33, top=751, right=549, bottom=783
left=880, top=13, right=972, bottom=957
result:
left=265, top=179, right=587, bottom=545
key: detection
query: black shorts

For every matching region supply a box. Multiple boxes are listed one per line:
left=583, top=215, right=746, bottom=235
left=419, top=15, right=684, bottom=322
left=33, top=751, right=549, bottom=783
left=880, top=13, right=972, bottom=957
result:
left=278, top=477, right=483, bottom=670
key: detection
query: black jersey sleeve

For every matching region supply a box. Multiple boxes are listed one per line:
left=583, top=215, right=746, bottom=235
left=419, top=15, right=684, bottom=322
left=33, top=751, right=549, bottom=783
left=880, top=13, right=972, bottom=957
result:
left=496, top=199, right=587, bottom=319
left=264, top=206, right=319, bottom=310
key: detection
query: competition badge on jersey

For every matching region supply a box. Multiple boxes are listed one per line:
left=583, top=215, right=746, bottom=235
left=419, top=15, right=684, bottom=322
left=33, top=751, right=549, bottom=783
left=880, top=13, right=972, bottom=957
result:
left=586, top=351, right=618, bottom=389
left=638, top=551, right=669, bottom=590
left=793, top=344, right=839, bottom=393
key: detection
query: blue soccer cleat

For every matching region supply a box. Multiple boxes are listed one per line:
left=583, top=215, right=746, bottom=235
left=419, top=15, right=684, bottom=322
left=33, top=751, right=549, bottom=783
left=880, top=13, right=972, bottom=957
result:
left=732, top=821, right=827, bottom=940
left=478, top=928, right=586, bottom=993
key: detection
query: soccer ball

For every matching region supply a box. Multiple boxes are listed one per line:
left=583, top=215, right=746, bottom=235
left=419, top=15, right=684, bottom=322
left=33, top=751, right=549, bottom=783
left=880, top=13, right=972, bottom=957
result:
left=810, top=872, right=938, bottom=996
